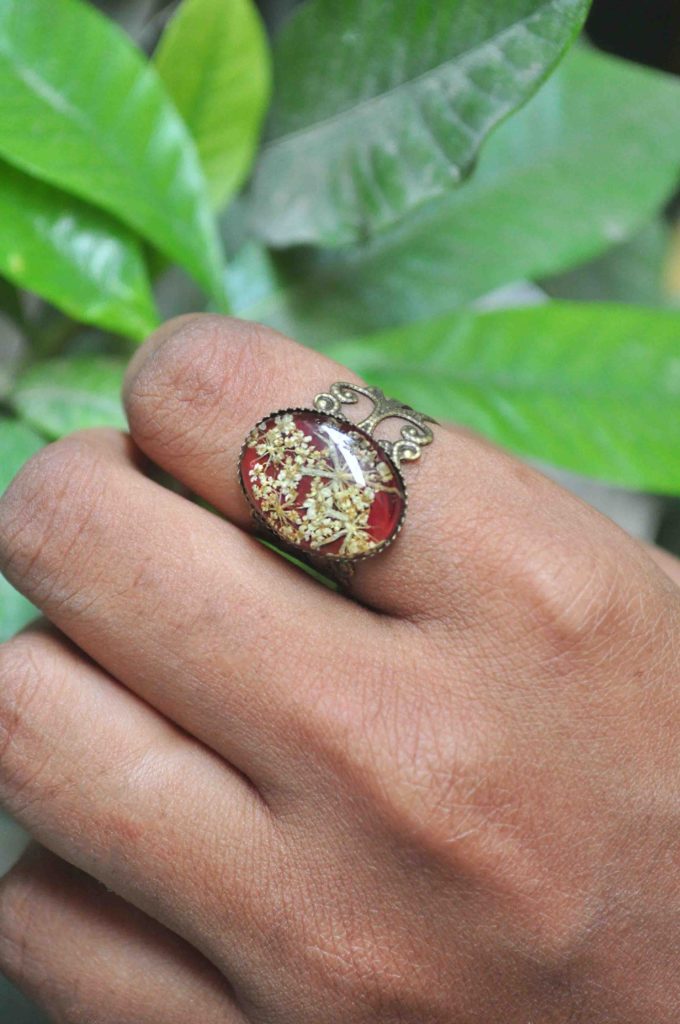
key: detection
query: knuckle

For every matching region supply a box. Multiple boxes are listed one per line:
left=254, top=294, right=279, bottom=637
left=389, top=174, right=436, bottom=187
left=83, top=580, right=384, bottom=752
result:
left=520, top=543, right=641, bottom=666
left=125, top=315, right=280, bottom=457
left=127, top=314, right=230, bottom=421
left=369, top=707, right=505, bottom=877
left=459, top=465, right=654, bottom=672
left=308, top=635, right=504, bottom=876
left=475, top=512, right=639, bottom=671
left=0, top=867, right=37, bottom=985
left=0, top=442, right=60, bottom=575
left=0, top=853, right=86, bottom=1022
left=0, top=435, right=108, bottom=600
left=0, top=636, right=63, bottom=811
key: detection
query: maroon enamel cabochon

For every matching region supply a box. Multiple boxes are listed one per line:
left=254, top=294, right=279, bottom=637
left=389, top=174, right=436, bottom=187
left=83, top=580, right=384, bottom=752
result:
left=239, top=410, right=407, bottom=560
left=239, top=382, right=436, bottom=574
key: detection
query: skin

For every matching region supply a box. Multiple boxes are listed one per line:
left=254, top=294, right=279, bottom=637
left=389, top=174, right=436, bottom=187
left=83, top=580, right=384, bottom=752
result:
left=0, top=314, right=678, bottom=1023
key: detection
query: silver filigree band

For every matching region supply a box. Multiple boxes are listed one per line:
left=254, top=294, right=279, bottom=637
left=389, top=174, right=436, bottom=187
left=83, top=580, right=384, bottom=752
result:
left=313, top=382, right=436, bottom=469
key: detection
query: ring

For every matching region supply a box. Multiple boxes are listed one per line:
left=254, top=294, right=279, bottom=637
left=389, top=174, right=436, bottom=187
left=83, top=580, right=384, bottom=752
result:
left=238, top=383, right=437, bottom=582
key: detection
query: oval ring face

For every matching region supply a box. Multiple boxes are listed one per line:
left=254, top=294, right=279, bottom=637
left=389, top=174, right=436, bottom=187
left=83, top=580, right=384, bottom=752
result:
left=239, top=410, right=407, bottom=560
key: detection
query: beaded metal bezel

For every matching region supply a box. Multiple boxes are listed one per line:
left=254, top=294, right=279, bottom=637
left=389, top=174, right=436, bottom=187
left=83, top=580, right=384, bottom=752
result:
left=238, top=383, right=436, bottom=584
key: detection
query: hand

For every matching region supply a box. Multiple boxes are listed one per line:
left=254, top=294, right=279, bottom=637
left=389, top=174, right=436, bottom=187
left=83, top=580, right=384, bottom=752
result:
left=0, top=316, right=678, bottom=1024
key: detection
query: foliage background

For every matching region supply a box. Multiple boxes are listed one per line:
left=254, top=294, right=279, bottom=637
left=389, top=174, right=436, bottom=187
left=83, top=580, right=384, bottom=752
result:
left=0, top=0, right=679, bottom=1015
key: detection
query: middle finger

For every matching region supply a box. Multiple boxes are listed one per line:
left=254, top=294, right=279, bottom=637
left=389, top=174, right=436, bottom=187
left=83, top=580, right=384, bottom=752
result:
left=0, top=428, right=377, bottom=791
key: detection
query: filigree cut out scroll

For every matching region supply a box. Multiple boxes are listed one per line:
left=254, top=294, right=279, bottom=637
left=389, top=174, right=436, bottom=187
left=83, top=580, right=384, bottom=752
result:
left=313, top=382, right=437, bottom=469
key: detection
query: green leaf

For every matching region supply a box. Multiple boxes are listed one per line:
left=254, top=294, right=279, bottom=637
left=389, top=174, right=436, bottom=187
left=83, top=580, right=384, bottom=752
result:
left=225, top=240, right=287, bottom=315
left=0, top=417, right=44, bottom=641
left=0, top=0, right=226, bottom=302
left=323, top=302, right=680, bottom=495
left=667, top=222, right=680, bottom=303
left=0, top=811, right=29, bottom=878
left=155, top=0, right=271, bottom=211
left=0, top=161, right=158, bottom=340
left=261, top=0, right=302, bottom=33
left=0, top=573, right=39, bottom=642
left=542, top=221, right=675, bottom=307
left=250, top=0, right=591, bottom=247
left=0, top=313, right=26, bottom=399
left=257, top=48, right=680, bottom=344
left=0, top=276, right=21, bottom=323
left=11, top=357, right=127, bottom=439
left=0, top=417, right=44, bottom=494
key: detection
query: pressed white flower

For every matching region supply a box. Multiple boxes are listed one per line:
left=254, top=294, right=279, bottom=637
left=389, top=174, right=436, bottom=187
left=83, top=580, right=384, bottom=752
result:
left=248, top=419, right=400, bottom=556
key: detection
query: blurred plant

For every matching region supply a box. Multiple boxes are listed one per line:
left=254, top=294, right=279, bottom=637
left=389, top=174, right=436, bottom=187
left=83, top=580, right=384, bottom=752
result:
left=0, top=0, right=679, bottom=641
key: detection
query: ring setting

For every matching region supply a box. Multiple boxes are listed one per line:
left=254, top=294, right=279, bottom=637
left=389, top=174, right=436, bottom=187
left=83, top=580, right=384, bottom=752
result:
left=238, top=383, right=436, bottom=581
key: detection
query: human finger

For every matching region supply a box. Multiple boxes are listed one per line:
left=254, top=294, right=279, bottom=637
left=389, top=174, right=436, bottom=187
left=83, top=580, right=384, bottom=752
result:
left=0, top=427, right=374, bottom=792
left=0, top=623, right=274, bottom=971
left=644, top=543, right=680, bottom=589
left=0, top=844, right=244, bottom=1024
left=122, top=315, right=660, bottom=629
left=123, top=315, right=461, bottom=619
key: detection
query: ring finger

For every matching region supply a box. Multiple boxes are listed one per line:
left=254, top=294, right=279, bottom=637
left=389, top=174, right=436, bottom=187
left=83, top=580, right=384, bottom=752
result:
left=0, top=622, right=273, bottom=972
left=122, top=314, right=625, bottom=625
